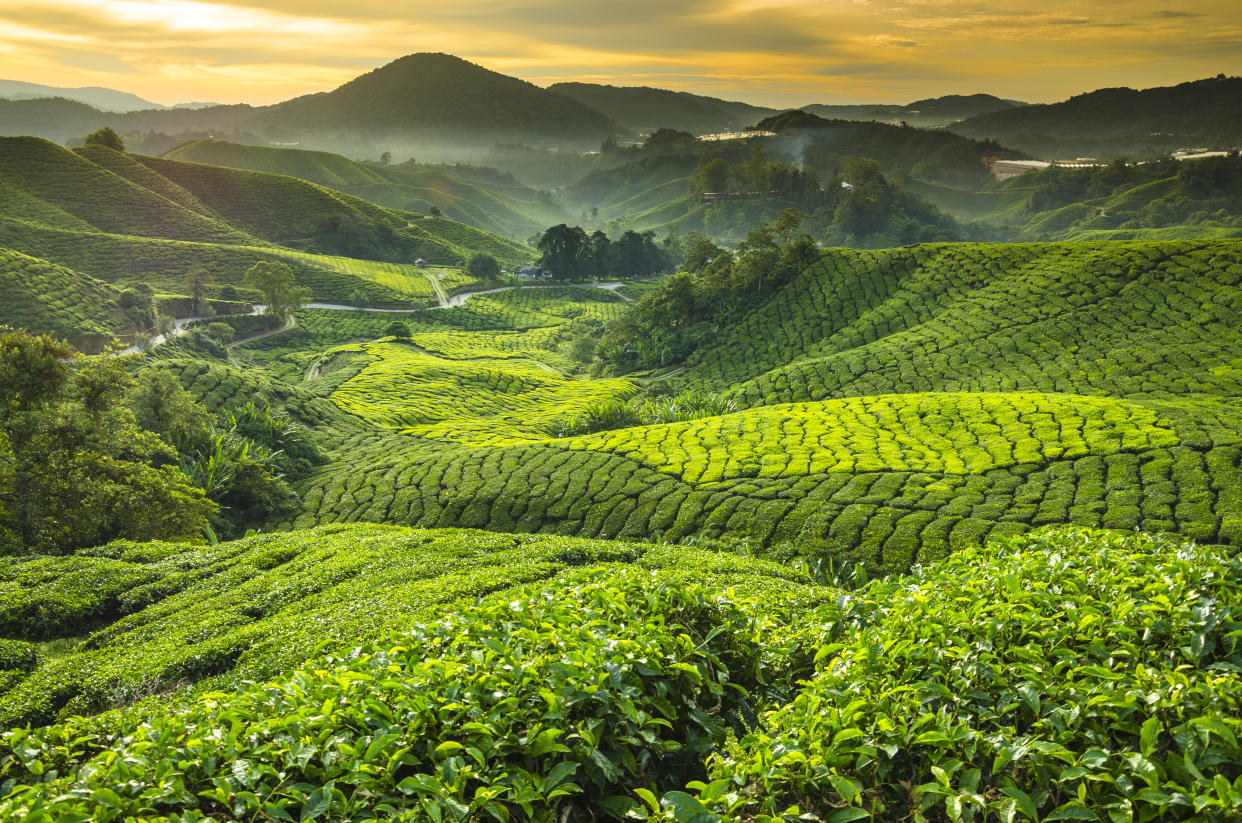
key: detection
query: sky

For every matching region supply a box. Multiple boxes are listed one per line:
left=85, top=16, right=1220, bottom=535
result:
left=0, top=0, right=1237, bottom=107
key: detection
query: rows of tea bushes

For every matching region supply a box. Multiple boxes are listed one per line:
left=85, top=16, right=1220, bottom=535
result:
left=152, top=243, right=1242, bottom=571
left=0, top=248, right=130, bottom=349
left=327, top=340, right=635, bottom=443
left=285, top=404, right=1242, bottom=572
left=163, top=139, right=551, bottom=239
left=564, top=392, right=1180, bottom=483
left=0, top=137, right=254, bottom=243
left=0, top=527, right=1236, bottom=820
left=0, top=222, right=420, bottom=307
left=0, top=523, right=808, bottom=730
left=674, top=240, right=1242, bottom=405
left=233, top=286, right=623, bottom=382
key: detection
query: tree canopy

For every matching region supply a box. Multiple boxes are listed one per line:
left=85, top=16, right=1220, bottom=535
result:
left=244, top=261, right=311, bottom=319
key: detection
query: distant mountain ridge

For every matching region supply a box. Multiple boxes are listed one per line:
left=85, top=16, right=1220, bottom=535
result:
left=950, top=76, right=1242, bottom=159
left=255, top=54, right=616, bottom=144
left=0, top=78, right=164, bottom=112
left=801, top=94, right=1024, bottom=128
left=548, top=82, right=778, bottom=135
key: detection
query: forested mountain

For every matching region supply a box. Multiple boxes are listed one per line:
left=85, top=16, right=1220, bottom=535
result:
left=548, top=82, right=778, bottom=134
left=801, top=93, right=1022, bottom=127
left=950, top=75, right=1242, bottom=159
left=256, top=53, right=616, bottom=147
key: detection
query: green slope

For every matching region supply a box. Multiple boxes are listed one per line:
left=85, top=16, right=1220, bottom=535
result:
left=0, top=525, right=1236, bottom=820
left=0, top=137, right=252, bottom=243
left=0, top=136, right=535, bottom=341
left=188, top=240, right=1242, bottom=575
left=0, top=248, right=132, bottom=350
left=163, top=140, right=561, bottom=239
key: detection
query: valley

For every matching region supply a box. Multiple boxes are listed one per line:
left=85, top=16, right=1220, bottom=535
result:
left=0, top=49, right=1239, bottom=822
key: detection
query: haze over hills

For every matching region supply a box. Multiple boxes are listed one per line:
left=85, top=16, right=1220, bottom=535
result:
left=802, top=94, right=1025, bottom=128
left=950, top=75, right=1242, bottom=159
left=548, top=82, right=780, bottom=135
left=0, top=78, right=165, bottom=112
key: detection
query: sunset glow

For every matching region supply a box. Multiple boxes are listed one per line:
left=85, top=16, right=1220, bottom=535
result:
left=0, top=0, right=1238, bottom=106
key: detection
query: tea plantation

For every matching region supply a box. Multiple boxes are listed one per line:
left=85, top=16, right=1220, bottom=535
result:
left=0, top=526, right=1236, bottom=820
left=3, top=140, right=1242, bottom=819
left=175, top=239, right=1242, bottom=576
left=0, top=136, right=531, bottom=342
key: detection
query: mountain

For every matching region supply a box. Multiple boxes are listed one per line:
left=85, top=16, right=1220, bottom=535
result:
left=255, top=53, right=616, bottom=147
left=548, top=82, right=778, bottom=135
left=801, top=93, right=1023, bottom=128
left=0, top=97, right=257, bottom=144
left=950, top=75, right=1242, bottom=159
left=0, top=78, right=164, bottom=112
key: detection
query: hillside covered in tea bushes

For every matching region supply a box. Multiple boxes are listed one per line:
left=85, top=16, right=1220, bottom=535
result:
left=0, top=136, right=532, bottom=346
left=144, top=238, right=1240, bottom=577
left=0, top=525, right=1237, bottom=821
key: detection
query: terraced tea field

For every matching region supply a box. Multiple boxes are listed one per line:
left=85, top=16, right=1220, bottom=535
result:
left=191, top=239, right=1242, bottom=574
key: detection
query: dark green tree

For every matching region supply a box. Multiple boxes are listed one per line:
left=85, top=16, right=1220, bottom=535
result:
left=0, top=330, right=215, bottom=554
left=537, top=224, right=589, bottom=280
left=385, top=320, right=411, bottom=339
left=84, top=127, right=125, bottom=152
left=465, top=251, right=501, bottom=280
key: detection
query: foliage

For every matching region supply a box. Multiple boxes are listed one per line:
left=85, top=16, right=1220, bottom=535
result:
left=466, top=250, right=501, bottom=279
left=684, top=527, right=1242, bottom=822
left=0, top=527, right=1237, bottom=821
left=244, top=261, right=311, bottom=320
left=82, top=127, right=124, bottom=152
left=537, top=224, right=669, bottom=279
left=0, top=330, right=215, bottom=554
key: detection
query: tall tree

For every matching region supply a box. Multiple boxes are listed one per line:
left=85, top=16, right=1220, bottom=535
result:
left=536, top=224, right=589, bottom=280
left=244, top=262, right=311, bottom=320
left=84, top=126, right=125, bottom=152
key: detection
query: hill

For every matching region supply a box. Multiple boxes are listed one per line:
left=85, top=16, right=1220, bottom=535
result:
left=548, top=82, right=778, bottom=135
left=0, top=79, right=164, bottom=112
left=909, top=154, right=1242, bottom=241
left=0, top=523, right=1236, bottom=820
left=950, top=75, right=1242, bottom=159
left=163, top=140, right=563, bottom=239
left=802, top=93, right=1023, bottom=128
left=0, top=248, right=134, bottom=350
left=0, top=135, right=534, bottom=345
left=256, top=53, right=616, bottom=149
left=106, top=240, right=1228, bottom=576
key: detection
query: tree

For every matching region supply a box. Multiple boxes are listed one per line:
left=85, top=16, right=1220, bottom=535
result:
left=465, top=251, right=501, bottom=280
left=84, top=127, right=125, bottom=152
left=429, top=206, right=442, bottom=217
left=380, top=151, right=392, bottom=165
left=536, top=224, right=589, bottom=280
left=0, top=330, right=215, bottom=554
left=188, top=266, right=213, bottom=316
left=206, top=322, right=235, bottom=343
left=127, top=367, right=212, bottom=451
left=244, top=261, right=311, bottom=320
left=385, top=320, right=411, bottom=339
left=691, top=157, right=732, bottom=194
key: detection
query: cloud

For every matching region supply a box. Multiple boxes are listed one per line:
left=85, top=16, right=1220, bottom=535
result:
left=0, top=0, right=1237, bottom=106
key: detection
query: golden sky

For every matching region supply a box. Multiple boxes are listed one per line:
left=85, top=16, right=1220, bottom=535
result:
left=0, top=0, right=1237, bottom=106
